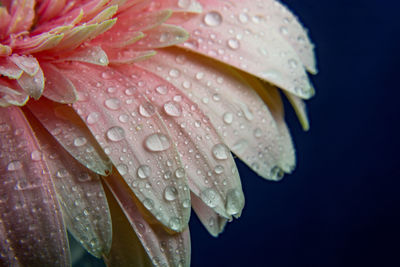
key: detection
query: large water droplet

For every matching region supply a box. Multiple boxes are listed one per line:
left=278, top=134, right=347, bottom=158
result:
left=164, top=186, right=178, bottom=201
left=104, top=98, right=121, bottom=110
left=117, top=164, right=128, bottom=175
left=223, top=112, right=233, bottom=124
left=225, top=189, right=243, bottom=216
left=270, top=166, right=284, bottom=181
left=212, top=143, right=229, bottom=160
left=137, top=165, right=151, bottom=179
left=106, top=126, right=125, bottom=142
left=201, top=188, right=221, bottom=208
left=145, top=133, right=171, bottom=152
left=163, top=101, right=182, bottom=117
left=175, top=167, right=185, bottom=178
left=214, top=165, right=224, bottom=174
left=204, top=11, right=223, bottom=27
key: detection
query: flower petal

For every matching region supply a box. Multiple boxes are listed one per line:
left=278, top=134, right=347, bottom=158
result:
left=105, top=171, right=191, bottom=267
left=191, top=192, right=227, bottom=237
left=27, top=98, right=113, bottom=176
left=9, top=54, right=40, bottom=76
left=285, top=91, right=310, bottom=131
left=6, top=0, right=35, bottom=35
left=175, top=0, right=315, bottom=98
left=103, top=184, right=154, bottom=267
left=41, top=62, right=78, bottom=103
left=133, top=24, right=189, bottom=50
left=138, top=47, right=288, bottom=180
left=0, top=107, right=69, bottom=266
left=0, top=81, right=29, bottom=107
left=60, top=63, right=191, bottom=232
left=26, top=110, right=112, bottom=258
left=116, top=64, right=245, bottom=218
left=0, top=57, right=23, bottom=79
left=16, top=66, right=44, bottom=100
left=57, top=46, right=109, bottom=66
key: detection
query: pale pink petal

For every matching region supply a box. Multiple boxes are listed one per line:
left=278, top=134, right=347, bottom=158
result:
left=0, top=57, right=23, bottom=79
left=9, top=54, right=40, bottom=76
left=57, top=46, right=109, bottom=66
left=105, top=171, right=191, bottom=267
left=41, top=62, right=78, bottom=103
left=27, top=111, right=112, bottom=258
left=151, top=0, right=203, bottom=13
left=60, top=62, right=191, bottom=232
left=138, top=48, right=288, bottom=179
left=12, top=32, right=64, bottom=54
left=36, top=0, right=67, bottom=23
left=191, top=192, right=227, bottom=237
left=108, top=49, right=156, bottom=65
left=285, top=91, right=310, bottom=131
left=6, top=0, right=35, bottom=35
left=16, top=67, right=45, bottom=99
left=103, top=183, right=155, bottom=267
left=116, top=64, right=245, bottom=218
left=27, top=98, right=112, bottom=176
left=0, top=82, right=29, bottom=107
left=175, top=0, right=314, bottom=99
left=0, top=7, right=11, bottom=39
left=0, top=107, right=69, bottom=266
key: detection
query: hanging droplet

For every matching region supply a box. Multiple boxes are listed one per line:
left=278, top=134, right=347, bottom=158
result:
left=144, top=133, right=171, bottom=152
left=225, top=188, right=243, bottom=216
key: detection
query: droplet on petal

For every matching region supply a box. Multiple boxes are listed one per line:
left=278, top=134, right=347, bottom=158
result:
left=204, top=11, right=223, bottom=27
left=144, top=133, right=171, bottom=152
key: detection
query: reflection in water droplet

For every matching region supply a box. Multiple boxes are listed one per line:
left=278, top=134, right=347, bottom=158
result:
left=164, top=186, right=178, bottom=201
left=144, top=133, right=171, bottom=152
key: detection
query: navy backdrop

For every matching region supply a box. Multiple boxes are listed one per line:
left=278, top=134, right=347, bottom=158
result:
left=76, top=1, right=400, bottom=266
left=191, top=1, right=400, bottom=266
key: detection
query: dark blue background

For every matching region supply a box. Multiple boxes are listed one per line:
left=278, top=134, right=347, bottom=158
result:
left=191, top=0, right=400, bottom=266
left=76, top=1, right=400, bottom=266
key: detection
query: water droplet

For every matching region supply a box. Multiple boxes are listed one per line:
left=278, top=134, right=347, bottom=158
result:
left=270, top=166, right=284, bottom=181
left=137, top=165, right=151, bottom=179
left=204, top=11, right=222, bottom=27
left=178, top=0, right=190, bottom=8
left=214, top=165, right=224, bottom=174
left=143, top=198, right=154, bottom=210
left=254, top=128, right=262, bottom=138
left=238, top=13, right=249, bottom=23
left=145, top=133, right=171, bottom=152
left=227, top=38, right=240, bottom=50
left=104, top=98, right=121, bottom=110
left=156, top=85, right=168, bottom=95
left=74, top=137, right=87, bottom=147
left=164, top=186, right=178, bottom=201
left=163, top=101, right=182, bottom=117
left=175, top=167, right=185, bottom=178
left=7, top=160, right=22, bottom=171
left=169, top=68, right=180, bottom=78
left=106, top=126, right=125, bottom=142
left=223, top=112, right=233, bottom=124
left=212, top=143, right=229, bottom=160
left=169, top=217, right=181, bottom=231
left=139, top=103, right=155, bottom=117
left=30, top=150, right=42, bottom=161
left=87, top=112, right=100, bottom=124
left=182, top=199, right=191, bottom=208
left=56, top=168, right=69, bottom=178
left=119, top=114, right=129, bottom=123
left=280, top=26, right=289, bottom=35
left=117, top=164, right=128, bottom=175
left=101, top=70, right=114, bottom=79
left=225, top=189, right=243, bottom=216
left=288, top=58, right=298, bottom=69
left=201, top=188, right=221, bottom=208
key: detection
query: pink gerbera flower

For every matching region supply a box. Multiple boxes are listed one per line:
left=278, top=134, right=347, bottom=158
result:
left=0, top=0, right=316, bottom=266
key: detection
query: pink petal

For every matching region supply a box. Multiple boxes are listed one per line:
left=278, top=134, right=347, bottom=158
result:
left=0, top=57, right=23, bottom=79
left=16, top=66, right=44, bottom=100
left=9, top=54, right=40, bottom=76
left=0, top=107, right=69, bottom=266
left=116, top=64, right=245, bottom=218
left=105, top=171, right=191, bottom=267
left=138, top=47, right=289, bottom=180
left=27, top=98, right=112, bottom=176
left=6, top=0, right=35, bottom=35
left=191, top=192, right=227, bottom=237
left=60, top=62, right=191, bottom=232
left=12, top=32, right=64, bottom=54
left=41, top=62, right=78, bottom=103
left=57, top=46, right=109, bottom=66
left=175, top=0, right=315, bottom=99
left=0, top=81, right=28, bottom=107
left=150, top=0, right=203, bottom=13
left=36, top=0, right=67, bottom=23
left=0, top=7, right=11, bottom=39
left=133, top=24, right=189, bottom=50
left=27, top=111, right=112, bottom=258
